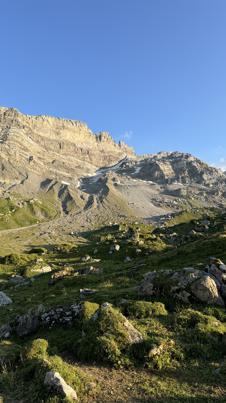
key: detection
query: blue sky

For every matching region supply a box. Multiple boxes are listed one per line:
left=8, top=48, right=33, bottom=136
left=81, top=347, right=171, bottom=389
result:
left=1, top=1, right=226, bottom=169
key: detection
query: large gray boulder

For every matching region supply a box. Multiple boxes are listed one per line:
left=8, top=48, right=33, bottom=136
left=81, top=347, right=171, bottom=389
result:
left=44, top=371, right=78, bottom=400
left=15, top=305, right=45, bottom=337
left=190, top=275, right=224, bottom=306
left=0, top=292, right=12, bottom=306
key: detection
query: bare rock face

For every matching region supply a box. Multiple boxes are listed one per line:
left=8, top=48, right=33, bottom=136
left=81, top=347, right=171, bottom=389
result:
left=44, top=371, right=78, bottom=400
left=0, top=107, right=134, bottom=194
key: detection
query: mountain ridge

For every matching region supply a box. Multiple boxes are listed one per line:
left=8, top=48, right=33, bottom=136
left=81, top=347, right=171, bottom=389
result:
left=0, top=107, right=226, bottom=232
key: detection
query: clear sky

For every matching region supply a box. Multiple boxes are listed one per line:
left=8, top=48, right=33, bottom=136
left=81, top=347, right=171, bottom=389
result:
left=1, top=0, right=226, bottom=169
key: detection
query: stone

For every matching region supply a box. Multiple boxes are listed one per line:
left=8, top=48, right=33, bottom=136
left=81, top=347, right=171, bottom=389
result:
left=148, top=343, right=165, bottom=357
left=110, top=244, right=120, bottom=253
left=190, top=275, right=224, bottom=306
left=82, top=255, right=91, bottom=262
left=139, top=271, right=157, bottom=296
left=9, top=275, right=26, bottom=285
left=80, top=288, right=97, bottom=299
left=208, top=264, right=225, bottom=283
left=15, top=305, right=44, bottom=337
left=0, top=324, right=12, bottom=339
left=123, top=317, right=143, bottom=344
left=44, top=371, right=78, bottom=400
left=32, top=265, right=52, bottom=274
left=0, top=292, right=12, bottom=306
left=99, top=304, right=143, bottom=344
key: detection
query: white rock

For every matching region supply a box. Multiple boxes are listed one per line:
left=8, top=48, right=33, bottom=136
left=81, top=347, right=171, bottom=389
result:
left=44, top=371, right=78, bottom=400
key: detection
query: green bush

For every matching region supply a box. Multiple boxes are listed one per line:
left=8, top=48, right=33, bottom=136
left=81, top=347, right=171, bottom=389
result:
left=25, top=338, right=49, bottom=360
left=124, top=301, right=168, bottom=319
left=175, top=308, right=226, bottom=359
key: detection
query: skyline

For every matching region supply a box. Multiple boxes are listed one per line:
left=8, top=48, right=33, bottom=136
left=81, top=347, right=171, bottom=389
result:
left=1, top=1, right=226, bottom=169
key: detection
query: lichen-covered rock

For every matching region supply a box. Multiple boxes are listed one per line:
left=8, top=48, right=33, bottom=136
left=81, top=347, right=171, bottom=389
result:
left=44, top=371, right=78, bottom=400
left=0, top=292, right=12, bottom=306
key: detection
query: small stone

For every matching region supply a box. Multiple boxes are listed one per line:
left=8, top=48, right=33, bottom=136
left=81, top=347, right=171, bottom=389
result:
left=82, top=255, right=91, bottom=262
left=0, top=292, right=12, bottom=306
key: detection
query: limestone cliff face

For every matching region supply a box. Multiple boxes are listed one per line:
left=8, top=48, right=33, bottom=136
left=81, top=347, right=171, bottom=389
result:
left=0, top=107, right=134, bottom=192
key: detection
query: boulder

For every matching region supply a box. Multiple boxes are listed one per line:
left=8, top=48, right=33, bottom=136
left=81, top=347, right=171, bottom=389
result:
left=44, top=371, right=78, bottom=400
left=0, top=292, right=12, bottom=306
left=9, top=275, right=26, bottom=285
left=190, top=275, right=224, bottom=306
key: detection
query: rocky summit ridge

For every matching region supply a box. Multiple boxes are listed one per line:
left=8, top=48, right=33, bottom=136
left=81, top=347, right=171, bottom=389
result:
left=0, top=107, right=226, bottom=231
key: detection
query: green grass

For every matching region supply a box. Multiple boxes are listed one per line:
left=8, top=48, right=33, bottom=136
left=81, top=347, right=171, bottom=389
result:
left=0, top=195, right=59, bottom=230
left=0, top=212, right=226, bottom=401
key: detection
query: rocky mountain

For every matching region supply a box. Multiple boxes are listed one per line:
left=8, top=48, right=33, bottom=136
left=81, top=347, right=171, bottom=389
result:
left=0, top=107, right=226, bottom=231
left=0, top=107, right=134, bottom=193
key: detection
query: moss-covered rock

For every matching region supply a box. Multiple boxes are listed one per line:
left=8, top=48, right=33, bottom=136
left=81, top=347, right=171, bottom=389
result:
left=74, top=304, right=143, bottom=366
